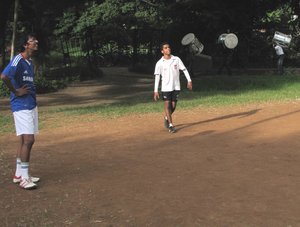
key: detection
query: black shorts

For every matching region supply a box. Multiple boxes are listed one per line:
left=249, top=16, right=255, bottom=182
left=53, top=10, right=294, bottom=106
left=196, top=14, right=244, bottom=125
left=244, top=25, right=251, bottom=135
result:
left=161, top=90, right=180, bottom=101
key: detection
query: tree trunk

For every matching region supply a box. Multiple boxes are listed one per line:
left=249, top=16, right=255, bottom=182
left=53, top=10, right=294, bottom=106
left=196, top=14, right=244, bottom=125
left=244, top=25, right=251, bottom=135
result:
left=11, top=0, right=19, bottom=60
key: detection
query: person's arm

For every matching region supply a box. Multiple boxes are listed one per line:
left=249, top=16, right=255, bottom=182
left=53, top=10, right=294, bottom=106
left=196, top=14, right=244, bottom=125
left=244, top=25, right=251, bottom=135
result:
left=153, top=62, right=161, bottom=101
left=153, top=74, right=160, bottom=101
left=178, top=58, right=193, bottom=90
left=1, top=73, right=30, bottom=96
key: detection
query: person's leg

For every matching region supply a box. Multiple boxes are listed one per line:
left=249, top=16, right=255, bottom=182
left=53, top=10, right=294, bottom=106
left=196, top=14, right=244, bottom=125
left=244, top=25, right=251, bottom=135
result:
left=17, top=134, right=38, bottom=189
left=167, top=100, right=176, bottom=133
left=20, top=134, right=35, bottom=179
left=13, top=133, right=39, bottom=185
left=164, top=100, right=173, bottom=126
left=277, top=56, right=283, bottom=75
left=279, top=55, right=284, bottom=75
left=169, top=90, right=180, bottom=117
left=14, top=137, right=23, bottom=178
left=170, top=100, right=177, bottom=114
left=165, top=100, right=177, bottom=126
left=167, top=91, right=180, bottom=133
left=13, top=108, right=39, bottom=188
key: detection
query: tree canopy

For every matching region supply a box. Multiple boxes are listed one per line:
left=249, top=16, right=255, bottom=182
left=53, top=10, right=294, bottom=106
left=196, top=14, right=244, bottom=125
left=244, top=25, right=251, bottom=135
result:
left=1, top=0, right=299, bottom=70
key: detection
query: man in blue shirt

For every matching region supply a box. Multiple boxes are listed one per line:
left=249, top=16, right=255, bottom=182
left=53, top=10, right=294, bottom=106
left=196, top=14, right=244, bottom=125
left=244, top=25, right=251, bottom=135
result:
left=1, top=34, right=40, bottom=189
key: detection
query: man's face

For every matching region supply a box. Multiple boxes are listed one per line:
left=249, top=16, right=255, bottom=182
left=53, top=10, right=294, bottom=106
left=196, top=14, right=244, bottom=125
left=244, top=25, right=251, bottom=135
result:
left=161, top=44, right=171, bottom=55
left=26, top=37, right=38, bottom=51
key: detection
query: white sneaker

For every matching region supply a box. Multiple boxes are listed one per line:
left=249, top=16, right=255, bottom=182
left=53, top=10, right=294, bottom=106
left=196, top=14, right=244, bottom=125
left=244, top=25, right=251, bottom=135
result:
left=19, top=178, right=37, bottom=190
left=14, top=175, right=40, bottom=183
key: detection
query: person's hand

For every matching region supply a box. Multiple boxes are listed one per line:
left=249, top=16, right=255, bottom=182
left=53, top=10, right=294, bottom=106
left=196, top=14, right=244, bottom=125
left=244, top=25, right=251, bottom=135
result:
left=187, top=81, right=193, bottom=90
left=153, top=92, right=160, bottom=101
left=15, top=85, right=30, bottom=97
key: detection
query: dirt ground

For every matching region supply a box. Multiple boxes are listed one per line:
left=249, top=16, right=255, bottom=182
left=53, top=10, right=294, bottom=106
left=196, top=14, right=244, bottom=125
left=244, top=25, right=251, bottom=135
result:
left=1, top=68, right=300, bottom=226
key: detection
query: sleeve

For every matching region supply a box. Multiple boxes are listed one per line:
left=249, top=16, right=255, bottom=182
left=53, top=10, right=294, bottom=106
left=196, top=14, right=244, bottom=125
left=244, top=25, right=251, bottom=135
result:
left=2, top=63, right=17, bottom=80
left=154, top=62, right=161, bottom=92
left=178, top=58, right=192, bottom=82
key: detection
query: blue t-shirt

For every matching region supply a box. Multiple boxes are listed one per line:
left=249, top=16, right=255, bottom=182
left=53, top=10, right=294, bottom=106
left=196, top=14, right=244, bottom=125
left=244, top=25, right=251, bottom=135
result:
left=2, top=54, right=37, bottom=112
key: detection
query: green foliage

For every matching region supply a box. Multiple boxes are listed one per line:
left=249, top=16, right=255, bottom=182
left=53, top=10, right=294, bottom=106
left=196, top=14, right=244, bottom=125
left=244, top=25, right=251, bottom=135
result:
left=50, top=0, right=299, bottom=68
left=54, top=9, right=78, bottom=36
left=73, top=2, right=102, bottom=34
left=0, top=80, right=10, bottom=97
left=262, top=3, right=293, bottom=24
left=35, top=76, right=68, bottom=94
left=55, top=0, right=166, bottom=37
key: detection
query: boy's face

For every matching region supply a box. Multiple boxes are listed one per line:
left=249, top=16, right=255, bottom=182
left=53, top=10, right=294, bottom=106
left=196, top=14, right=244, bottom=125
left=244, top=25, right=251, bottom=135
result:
left=25, top=37, right=38, bottom=51
left=161, top=44, right=171, bottom=55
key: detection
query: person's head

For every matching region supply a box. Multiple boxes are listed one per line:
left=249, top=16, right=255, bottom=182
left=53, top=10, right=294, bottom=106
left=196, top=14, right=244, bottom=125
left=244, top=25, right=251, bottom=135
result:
left=160, top=42, right=171, bottom=56
left=19, top=33, right=38, bottom=53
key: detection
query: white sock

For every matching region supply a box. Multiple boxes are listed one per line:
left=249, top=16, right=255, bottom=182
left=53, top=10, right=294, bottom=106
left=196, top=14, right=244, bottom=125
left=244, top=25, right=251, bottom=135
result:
left=21, top=162, right=30, bottom=180
left=169, top=123, right=173, bottom=127
left=15, top=158, right=22, bottom=177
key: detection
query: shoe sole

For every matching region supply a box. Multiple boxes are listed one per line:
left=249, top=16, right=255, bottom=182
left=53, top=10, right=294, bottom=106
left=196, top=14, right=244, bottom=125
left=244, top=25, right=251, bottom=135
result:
left=13, top=178, right=40, bottom=184
left=20, top=185, right=38, bottom=190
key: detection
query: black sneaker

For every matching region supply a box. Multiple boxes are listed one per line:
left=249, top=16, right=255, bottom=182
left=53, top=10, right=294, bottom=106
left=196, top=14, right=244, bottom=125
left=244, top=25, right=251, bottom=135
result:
left=164, top=118, right=169, bottom=129
left=168, top=126, right=176, bottom=133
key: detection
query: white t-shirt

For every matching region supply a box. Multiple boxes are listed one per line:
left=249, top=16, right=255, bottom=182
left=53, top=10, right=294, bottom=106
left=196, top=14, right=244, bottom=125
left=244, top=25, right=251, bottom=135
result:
left=274, top=45, right=284, bottom=56
left=154, top=55, right=191, bottom=92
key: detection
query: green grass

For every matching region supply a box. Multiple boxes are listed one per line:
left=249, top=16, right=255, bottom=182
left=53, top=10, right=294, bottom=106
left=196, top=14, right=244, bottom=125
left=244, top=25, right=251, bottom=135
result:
left=0, top=114, right=14, bottom=134
left=1, top=73, right=300, bottom=134
left=58, top=73, right=300, bottom=115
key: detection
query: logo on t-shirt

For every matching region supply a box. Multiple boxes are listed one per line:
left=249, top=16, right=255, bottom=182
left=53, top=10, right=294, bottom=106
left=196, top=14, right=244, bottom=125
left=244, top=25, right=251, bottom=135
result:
left=174, top=64, right=177, bottom=70
left=23, top=76, right=33, bottom=82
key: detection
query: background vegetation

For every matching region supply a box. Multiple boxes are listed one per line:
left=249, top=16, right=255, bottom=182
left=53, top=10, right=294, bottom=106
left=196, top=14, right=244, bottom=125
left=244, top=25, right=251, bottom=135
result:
left=0, top=0, right=299, bottom=97
left=1, top=1, right=300, bottom=68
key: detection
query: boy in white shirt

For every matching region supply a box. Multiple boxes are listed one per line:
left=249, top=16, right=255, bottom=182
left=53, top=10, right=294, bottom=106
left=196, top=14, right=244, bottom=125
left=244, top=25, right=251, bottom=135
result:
left=153, top=42, right=193, bottom=133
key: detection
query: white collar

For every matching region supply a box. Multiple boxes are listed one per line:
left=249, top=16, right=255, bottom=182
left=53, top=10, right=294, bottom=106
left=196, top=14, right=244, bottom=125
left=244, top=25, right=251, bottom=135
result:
left=162, top=55, right=174, bottom=61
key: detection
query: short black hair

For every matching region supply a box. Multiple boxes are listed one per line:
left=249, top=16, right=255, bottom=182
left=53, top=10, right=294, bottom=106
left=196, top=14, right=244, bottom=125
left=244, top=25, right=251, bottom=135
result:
left=18, top=33, right=37, bottom=52
left=160, top=42, right=170, bottom=50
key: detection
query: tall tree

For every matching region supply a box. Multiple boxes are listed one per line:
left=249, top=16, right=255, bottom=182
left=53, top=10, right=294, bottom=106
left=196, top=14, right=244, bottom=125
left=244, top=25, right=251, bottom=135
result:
left=0, top=0, right=13, bottom=69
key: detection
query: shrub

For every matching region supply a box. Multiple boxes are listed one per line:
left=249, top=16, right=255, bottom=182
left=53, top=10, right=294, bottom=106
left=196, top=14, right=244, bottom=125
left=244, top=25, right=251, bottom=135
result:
left=35, top=76, right=68, bottom=94
left=0, top=80, right=10, bottom=97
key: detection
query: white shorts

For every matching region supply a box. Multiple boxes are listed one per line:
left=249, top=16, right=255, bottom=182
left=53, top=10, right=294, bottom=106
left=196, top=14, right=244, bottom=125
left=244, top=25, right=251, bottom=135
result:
left=13, top=107, right=39, bottom=136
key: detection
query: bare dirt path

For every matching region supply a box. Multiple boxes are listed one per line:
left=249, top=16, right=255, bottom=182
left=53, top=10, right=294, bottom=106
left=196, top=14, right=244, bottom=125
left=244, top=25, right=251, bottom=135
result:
left=0, top=67, right=153, bottom=113
left=1, top=67, right=300, bottom=226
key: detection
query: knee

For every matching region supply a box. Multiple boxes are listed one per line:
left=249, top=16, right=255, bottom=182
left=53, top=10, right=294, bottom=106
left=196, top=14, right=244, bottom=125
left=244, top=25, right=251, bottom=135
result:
left=23, top=137, right=35, bottom=147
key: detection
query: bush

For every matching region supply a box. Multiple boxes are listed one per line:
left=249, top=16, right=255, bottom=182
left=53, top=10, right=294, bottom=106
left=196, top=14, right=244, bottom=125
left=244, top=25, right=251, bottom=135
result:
left=35, top=76, right=68, bottom=94
left=0, top=76, right=66, bottom=96
left=0, top=80, right=10, bottom=97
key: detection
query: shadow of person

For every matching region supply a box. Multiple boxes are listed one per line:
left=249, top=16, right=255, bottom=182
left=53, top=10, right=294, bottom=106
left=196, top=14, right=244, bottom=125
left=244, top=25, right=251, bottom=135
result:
left=176, top=109, right=261, bottom=132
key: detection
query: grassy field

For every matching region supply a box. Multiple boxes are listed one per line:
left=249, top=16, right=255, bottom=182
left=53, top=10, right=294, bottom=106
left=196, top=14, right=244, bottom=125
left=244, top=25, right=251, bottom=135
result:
left=1, top=73, right=300, bottom=134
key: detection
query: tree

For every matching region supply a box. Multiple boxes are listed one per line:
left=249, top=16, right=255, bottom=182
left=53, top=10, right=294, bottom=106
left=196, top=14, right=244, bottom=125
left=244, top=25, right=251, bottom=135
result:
left=0, top=0, right=13, bottom=69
